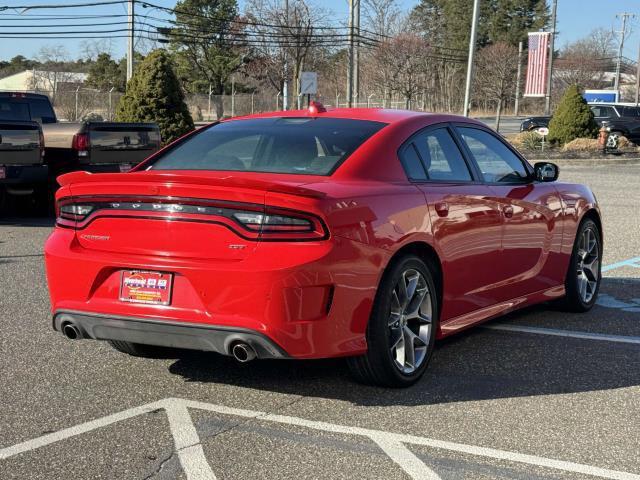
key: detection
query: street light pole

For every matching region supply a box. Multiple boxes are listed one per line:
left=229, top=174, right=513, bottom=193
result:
left=544, top=0, right=557, bottom=116
left=347, top=0, right=355, bottom=107
left=463, top=0, right=480, bottom=117
left=615, top=12, right=635, bottom=95
left=283, top=0, right=289, bottom=110
left=514, top=41, right=523, bottom=116
left=126, top=0, right=135, bottom=81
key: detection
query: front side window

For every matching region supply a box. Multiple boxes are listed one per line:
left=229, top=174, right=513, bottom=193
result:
left=150, top=117, right=386, bottom=175
left=458, top=127, right=529, bottom=183
left=413, top=128, right=472, bottom=181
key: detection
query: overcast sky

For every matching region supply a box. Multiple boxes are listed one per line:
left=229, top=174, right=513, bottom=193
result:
left=0, top=0, right=638, bottom=62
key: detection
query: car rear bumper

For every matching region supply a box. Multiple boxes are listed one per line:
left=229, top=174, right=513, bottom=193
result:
left=45, top=228, right=386, bottom=359
left=53, top=310, right=288, bottom=359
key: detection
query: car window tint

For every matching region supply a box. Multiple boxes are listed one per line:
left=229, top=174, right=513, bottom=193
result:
left=458, top=127, right=529, bottom=183
left=591, top=106, right=614, bottom=117
left=0, top=99, right=30, bottom=122
left=399, top=143, right=427, bottom=180
left=413, top=128, right=472, bottom=181
left=27, top=98, right=56, bottom=123
left=151, top=117, right=386, bottom=175
left=621, top=106, right=640, bottom=117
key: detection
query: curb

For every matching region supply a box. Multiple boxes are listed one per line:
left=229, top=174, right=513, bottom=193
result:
left=533, top=158, right=640, bottom=167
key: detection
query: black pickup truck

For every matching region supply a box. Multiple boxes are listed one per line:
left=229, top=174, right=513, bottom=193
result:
left=0, top=92, right=161, bottom=210
left=0, top=120, right=46, bottom=209
left=520, top=103, right=640, bottom=143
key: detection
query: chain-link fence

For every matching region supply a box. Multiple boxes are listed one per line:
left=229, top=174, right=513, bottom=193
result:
left=2, top=88, right=542, bottom=122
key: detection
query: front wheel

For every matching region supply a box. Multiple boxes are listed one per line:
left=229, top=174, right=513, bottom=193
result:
left=347, top=255, right=438, bottom=387
left=558, top=219, right=602, bottom=312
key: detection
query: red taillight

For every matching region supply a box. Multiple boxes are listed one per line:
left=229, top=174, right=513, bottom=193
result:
left=39, top=130, right=45, bottom=158
left=54, top=197, right=329, bottom=241
left=72, top=133, right=89, bottom=157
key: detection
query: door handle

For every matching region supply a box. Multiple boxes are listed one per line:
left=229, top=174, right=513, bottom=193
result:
left=502, top=205, right=514, bottom=218
left=435, top=201, right=449, bottom=217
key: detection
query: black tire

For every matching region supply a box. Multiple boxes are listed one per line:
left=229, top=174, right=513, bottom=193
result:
left=557, top=218, right=602, bottom=312
left=108, top=340, right=181, bottom=358
left=347, top=255, right=439, bottom=388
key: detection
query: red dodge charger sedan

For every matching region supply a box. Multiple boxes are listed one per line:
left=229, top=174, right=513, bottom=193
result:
left=45, top=105, right=602, bottom=387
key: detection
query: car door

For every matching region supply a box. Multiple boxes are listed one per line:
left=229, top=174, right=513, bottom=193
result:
left=590, top=105, right=617, bottom=124
left=455, top=126, right=564, bottom=301
left=399, top=124, right=504, bottom=322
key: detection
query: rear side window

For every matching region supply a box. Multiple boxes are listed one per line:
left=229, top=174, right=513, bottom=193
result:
left=150, top=117, right=386, bottom=175
left=621, top=106, right=640, bottom=117
left=590, top=106, right=615, bottom=118
left=399, top=144, right=428, bottom=180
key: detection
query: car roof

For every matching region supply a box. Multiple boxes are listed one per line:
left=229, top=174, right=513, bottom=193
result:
left=0, top=92, right=50, bottom=100
left=229, top=107, right=485, bottom=128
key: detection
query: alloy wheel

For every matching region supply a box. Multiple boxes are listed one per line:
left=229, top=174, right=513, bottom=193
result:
left=388, top=269, right=433, bottom=374
left=576, top=226, right=600, bottom=303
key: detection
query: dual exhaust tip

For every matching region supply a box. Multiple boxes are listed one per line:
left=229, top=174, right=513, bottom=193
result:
left=62, top=322, right=82, bottom=340
left=61, top=321, right=257, bottom=363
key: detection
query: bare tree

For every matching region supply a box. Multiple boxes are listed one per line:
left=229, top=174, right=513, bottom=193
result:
left=369, top=33, right=429, bottom=109
left=362, top=0, right=401, bottom=37
left=30, top=46, right=82, bottom=101
left=555, top=28, right=617, bottom=91
left=245, top=0, right=329, bottom=106
left=475, top=42, right=519, bottom=129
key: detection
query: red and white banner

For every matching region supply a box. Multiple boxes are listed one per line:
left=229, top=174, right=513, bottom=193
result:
left=524, top=32, right=550, bottom=97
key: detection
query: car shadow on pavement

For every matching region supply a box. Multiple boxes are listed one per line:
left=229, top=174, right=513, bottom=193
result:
left=167, top=300, right=640, bottom=406
left=0, top=217, right=55, bottom=228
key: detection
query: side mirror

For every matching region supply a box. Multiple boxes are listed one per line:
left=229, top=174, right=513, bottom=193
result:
left=534, top=162, right=559, bottom=182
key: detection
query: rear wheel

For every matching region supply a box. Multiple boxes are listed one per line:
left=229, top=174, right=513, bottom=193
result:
left=558, top=219, right=602, bottom=312
left=347, top=255, right=438, bottom=387
left=108, top=340, right=181, bottom=358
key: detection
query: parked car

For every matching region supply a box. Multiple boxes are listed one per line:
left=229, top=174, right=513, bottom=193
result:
left=0, top=120, right=46, bottom=209
left=0, top=92, right=161, bottom=208
left=45, top=105, right=602, bottom=387
left=520, top=103, right=640, bottom=144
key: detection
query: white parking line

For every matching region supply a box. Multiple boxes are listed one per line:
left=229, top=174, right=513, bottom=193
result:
left=2, top=398, right=639, bottom=480
left=484, top=324, right=640, bottom=345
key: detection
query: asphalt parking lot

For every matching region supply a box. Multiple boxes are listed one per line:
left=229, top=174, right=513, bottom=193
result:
left=0, top=164, right=639, bottom=480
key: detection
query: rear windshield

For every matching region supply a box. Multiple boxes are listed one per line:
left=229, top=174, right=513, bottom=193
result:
left=0, top=97, right=56, bottom=124
left=150, top=117, right=386, bottom=175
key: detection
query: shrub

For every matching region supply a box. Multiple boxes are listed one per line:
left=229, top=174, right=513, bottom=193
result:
left=116, top=49, right=194, bottom=144
left=562, top=138, right=600, bottom=152
left=548, top=85, right=599, bottom=145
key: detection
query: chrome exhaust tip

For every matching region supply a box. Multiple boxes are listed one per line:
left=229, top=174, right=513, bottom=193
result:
left=231, top=342, right=256, bottom=363
left=62, top=323, right=82, bottom=340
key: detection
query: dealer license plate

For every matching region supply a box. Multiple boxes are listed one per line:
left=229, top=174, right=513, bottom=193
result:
left=119, top=270, right=173, bottom=305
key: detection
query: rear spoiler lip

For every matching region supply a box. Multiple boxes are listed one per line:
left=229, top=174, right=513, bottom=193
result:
left=56, top=170, right=327, bottom=198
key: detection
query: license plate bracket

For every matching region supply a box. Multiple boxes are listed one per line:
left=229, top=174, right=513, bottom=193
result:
left=119, top=270, right=173, bottom=305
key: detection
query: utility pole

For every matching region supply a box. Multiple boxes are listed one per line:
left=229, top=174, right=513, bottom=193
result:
left=463, top=0, right=480, bottom=117
left=544, top=0, right=557, bottom=116
left=126, top=0, right=135, bottom=81
left=635, top=39, right=640, bottom=105
left=615, top=12, right=635, bottom=95
left=353, top=0, right=360, bottom=106
left=347, top=0, right=355, bottom=107
left=283, top=0, right=289, bottom=110
left=514, top=41, right=523, bottom=116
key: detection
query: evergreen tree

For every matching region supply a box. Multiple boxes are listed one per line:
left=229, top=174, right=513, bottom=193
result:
left=411, top=0, right=548, bottom=50
left=115, top=49, right=194, bottom=144
left=548, top=85, right=599, bottom=145
left=86, top=53, right=125, bottom=91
